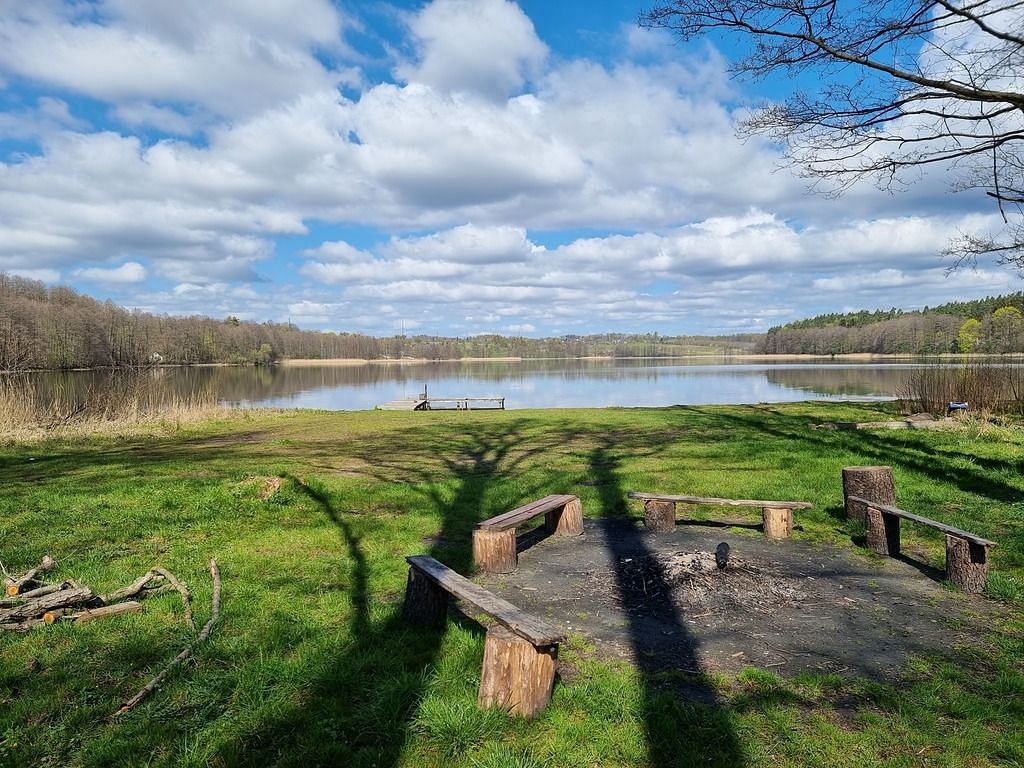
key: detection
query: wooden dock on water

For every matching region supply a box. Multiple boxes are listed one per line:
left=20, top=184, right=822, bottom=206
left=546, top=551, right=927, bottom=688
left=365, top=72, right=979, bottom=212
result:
left=378, top=395, right=505, bottom=411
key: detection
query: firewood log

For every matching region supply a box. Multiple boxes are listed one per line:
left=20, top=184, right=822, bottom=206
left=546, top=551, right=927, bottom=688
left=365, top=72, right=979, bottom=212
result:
left=0, top=586, right=94, bottom=623
left=4, top=555, right=57, bottom=596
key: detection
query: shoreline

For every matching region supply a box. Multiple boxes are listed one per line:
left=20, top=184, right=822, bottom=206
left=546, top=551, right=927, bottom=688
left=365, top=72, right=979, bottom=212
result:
left=4, top=352, right=1021, bottom=375
left=278, top=352, right=1023, bottom=366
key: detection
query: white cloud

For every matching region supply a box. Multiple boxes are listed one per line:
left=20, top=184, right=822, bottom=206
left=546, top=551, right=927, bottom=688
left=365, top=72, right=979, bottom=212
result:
left=384, top=224, right=539, bottom=264
left=75, top=261, right=147, bottom=284
left=0, top=0, right=1007, bottom=336
left=397, top=0, right=548, bottom=99
left=7, top=268, right=61, bottom=283
left=0, top=0, right=348, bottom=120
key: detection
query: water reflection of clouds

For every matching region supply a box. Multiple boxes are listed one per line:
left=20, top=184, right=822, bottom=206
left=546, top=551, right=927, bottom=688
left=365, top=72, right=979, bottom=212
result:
left=35, top=359, right=972, bottom=411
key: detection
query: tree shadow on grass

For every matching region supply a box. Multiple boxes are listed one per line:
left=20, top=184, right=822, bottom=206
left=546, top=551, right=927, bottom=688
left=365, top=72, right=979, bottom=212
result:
left=212, top=419, right=573, bottom=767
left=588, top=437, right=745, bottom=767
left=701, top=405, right=1023, bottom=504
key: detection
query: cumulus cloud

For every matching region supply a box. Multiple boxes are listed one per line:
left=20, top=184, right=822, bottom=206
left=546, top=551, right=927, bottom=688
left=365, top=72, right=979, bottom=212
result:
left=0, top=0, right=348, bottom=120
left=384, top=224, right=539, bottom=264
left=0, top=0, right=1002, bottom=335
left=75, top=261, right=147, bottom=284
left=397, top=0, right=548, bottom=99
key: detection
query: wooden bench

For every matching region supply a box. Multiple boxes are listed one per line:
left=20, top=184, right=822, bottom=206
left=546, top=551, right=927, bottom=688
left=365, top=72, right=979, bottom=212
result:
left=846, top=495, right=997, bottom=593
left=472, top=494, right=583, bottom=574
left=402, top=555, right=563, bottom=717
left=627, top=492, right=814, bottom=539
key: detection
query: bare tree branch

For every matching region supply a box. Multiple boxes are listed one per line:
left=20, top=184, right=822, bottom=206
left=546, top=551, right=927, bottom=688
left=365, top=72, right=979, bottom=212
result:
left=642, top=0, right=1024, bottom=267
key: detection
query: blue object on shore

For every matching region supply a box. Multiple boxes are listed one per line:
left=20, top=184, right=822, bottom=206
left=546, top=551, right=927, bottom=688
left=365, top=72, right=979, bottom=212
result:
left=947, top=401, right=969, bottom=415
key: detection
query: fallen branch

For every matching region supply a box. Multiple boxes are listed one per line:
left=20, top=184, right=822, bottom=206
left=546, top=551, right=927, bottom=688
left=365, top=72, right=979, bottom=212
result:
left=0, top=581, right=72, bottom=607
left=0, top=618, right=44, bottom=632
left=4, top=555, right=57, bottom=596
left=115, top=559, right=221, bottom=716
left=67, top=602, right=144, bottom=625
left=100, top=571, right=160, bottom=604
left=0, top=586, right=95, bottom=624
left=152, top=567, right=194, bottom=631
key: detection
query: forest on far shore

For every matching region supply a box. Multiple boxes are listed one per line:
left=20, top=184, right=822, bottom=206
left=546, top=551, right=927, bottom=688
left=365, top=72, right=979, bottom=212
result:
left=757, top=294, right=1024, bottom=355
left=0, top=273, right=755, bottom=371
left=3, top=271, right=1023, bottom=371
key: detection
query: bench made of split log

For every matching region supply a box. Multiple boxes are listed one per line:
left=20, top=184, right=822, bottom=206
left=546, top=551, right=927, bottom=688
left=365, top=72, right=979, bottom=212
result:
left=627, top=492, right=814, bottom=540
left=473, top=494, right=583, bottom=574
left=402, top=555, right=563, bottom=717
left=846, top=495, right=997, bottom=593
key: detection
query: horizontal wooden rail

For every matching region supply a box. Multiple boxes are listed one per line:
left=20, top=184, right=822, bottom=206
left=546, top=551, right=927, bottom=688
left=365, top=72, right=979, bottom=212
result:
left=628, top=491, right=812, bottom=539
left=846, top=496, right=996, bottom=547
left=405, top=555, right=563, bottom=646
left=627, top=492, right=813, bottom=510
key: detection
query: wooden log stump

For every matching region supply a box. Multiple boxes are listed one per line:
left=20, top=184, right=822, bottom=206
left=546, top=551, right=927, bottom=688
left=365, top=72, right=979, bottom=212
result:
left=644, top=500, right=676, bottom=532
left=842, top=466, right=896, bottom=523
left=546, top=497, right=583, bottom=537
left=946, top=536, right=989, bottom=593
left=865, top=506, right=901, bottom=556
left=472, top=529, right=517, bottom=574
left=762, top=506, right=793, bottom=540
left=477, top=624, right=558, bottom=718
left=401, top=567, right=448, bottom=629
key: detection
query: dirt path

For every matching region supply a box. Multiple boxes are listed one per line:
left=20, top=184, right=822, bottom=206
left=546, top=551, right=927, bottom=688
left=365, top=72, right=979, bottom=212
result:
left=478, top=519, right=1003, bottom=680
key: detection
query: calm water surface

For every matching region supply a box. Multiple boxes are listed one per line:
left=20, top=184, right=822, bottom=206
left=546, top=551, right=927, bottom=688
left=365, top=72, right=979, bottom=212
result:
left=23, top=358, right=953, bottom=410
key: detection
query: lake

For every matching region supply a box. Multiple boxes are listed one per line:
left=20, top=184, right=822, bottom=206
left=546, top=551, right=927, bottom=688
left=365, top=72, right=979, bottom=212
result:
left=18, top=358, right=963, bottom=410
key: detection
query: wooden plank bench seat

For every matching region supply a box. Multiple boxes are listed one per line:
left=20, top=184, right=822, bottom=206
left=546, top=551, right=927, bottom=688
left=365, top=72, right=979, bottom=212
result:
left=846, top=495, right=997, bottom=593
left=627, top=492, right=814, bottom=540
left=473, top=494, right=583, bottom=574
left=403, top=555, right=563, bottom=717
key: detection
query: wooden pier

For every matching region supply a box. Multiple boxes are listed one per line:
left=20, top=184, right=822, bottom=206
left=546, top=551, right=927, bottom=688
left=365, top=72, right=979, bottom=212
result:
left=379, top=395, right=505, bottom=411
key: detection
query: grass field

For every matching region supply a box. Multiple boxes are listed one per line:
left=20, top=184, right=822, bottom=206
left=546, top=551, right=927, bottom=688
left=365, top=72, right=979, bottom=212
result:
left=1, top=402, right=1022, bottom=767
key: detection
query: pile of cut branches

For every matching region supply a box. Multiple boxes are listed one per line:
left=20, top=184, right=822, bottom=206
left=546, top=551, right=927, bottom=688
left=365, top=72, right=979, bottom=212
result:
left=2, top=554, right=222, bottom=714
left=0, top=555, right=191, bottom=632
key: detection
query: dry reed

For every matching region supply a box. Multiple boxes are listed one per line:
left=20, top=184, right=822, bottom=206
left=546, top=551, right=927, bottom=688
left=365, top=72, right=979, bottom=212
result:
left=898, top=361, right=1024, bottom=415
left=0, top=372, right=256, bottom=442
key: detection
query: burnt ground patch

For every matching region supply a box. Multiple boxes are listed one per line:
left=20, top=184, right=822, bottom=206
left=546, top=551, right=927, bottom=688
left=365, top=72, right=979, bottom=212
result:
left=480, top=518, right=1006, bottom=680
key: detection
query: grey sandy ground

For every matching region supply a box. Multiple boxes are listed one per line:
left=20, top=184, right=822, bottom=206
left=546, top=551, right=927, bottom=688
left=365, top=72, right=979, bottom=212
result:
left=478, top=518, right=1003, bottom=680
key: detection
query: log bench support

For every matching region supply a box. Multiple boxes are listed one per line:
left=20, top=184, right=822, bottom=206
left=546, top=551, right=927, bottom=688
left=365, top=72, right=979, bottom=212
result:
left=643, top=500, right=676, bottom=533
left=631, top=493, right=813, bottom=539
left=478, top=625, right=558, bottom=718
left=402, top=555, right=563, bottom=718
left=851, top=495, right=996, bottom=594
left=473, top=495, right=583, bottom=574
left=761, top=506, right=794, bottom=540
left=946, top=536, right=990, bottom=594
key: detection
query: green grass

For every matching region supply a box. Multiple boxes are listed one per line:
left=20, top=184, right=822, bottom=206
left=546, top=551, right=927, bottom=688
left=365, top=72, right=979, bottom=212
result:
left=1, top=402, right=1022, bottom=767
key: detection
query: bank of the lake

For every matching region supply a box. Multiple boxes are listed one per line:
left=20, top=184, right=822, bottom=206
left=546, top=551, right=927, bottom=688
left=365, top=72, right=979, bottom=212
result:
left=1, top=402, right=1021, bottom=767
left=12, top=356, right=1002, bottom=414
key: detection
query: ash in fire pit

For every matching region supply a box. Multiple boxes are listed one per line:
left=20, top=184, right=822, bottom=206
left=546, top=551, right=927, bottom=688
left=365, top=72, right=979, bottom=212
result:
left=615, top=546, right=807, bottom=616
left=480, top=519, right=1003, bottom=680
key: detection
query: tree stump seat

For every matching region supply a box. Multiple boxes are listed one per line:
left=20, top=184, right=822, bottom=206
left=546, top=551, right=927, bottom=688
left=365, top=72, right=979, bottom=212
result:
left=472, top=494, right=583, bottom=574
left=402, top=555, right=563, bottom=718
left=847, top=495, right=996, bottom=593
left=627, top=492, right=813, bottom=539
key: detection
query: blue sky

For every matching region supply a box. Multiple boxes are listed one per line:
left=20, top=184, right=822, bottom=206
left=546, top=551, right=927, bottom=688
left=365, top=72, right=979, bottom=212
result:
left=0, top=0, right=1015, bottom=337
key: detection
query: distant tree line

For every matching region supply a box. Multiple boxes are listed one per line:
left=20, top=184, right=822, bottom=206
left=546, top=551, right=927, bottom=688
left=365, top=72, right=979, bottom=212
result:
left=0, top=274, right=757, bottom=371
left=760, top=294, right=1024, bottom=355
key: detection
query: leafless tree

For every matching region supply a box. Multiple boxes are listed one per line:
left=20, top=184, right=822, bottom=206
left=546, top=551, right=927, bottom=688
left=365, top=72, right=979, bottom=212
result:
left=642, top=0, right=1024, bottom=268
